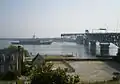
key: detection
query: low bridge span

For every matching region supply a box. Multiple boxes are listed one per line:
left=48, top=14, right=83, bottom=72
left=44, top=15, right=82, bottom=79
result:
left=86, top=33, right=120, bottom=46
left=61, top=32, right=120, bottom=47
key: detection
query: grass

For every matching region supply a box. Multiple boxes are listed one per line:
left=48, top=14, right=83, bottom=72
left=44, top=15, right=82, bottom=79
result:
left=45, top=54, right=74, bottom=59
left=45, top=55, right=66, bottom=59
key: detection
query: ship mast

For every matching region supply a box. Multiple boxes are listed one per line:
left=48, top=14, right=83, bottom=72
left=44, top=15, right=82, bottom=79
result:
left=33, top=33, right=36, bottom=39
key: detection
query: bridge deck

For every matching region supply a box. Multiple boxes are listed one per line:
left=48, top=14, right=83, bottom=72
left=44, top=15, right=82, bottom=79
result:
left=61, top=32, right=120, bottom=47
left=61, top=33, right=84, bottom=36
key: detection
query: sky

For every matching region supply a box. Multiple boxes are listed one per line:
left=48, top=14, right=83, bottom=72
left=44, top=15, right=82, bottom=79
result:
left=0, top=0, right=120, bottom=38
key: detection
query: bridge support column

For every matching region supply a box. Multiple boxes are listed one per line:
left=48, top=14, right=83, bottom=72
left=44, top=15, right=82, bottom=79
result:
left=76, top=36, right=84, bottom=44
left=99, top=43, right=110, bottom=56
left=117, top=48, right=120, bottom=56
left=84, top=38, right=89, bottom=46
left=90, top=40, right=96, bottom=55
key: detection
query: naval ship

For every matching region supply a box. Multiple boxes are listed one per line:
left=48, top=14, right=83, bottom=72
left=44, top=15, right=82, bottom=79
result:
left=11, top=35, right=52, bottom=45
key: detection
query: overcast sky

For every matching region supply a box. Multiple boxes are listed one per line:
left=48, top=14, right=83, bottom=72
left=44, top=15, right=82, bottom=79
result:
left=0, top=0, right=120, bottom=38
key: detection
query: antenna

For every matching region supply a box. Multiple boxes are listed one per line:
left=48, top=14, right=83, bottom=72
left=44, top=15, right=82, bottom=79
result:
left=104, top=24, right=108, bottom=33
left=33, top=32, right=36, bottom=39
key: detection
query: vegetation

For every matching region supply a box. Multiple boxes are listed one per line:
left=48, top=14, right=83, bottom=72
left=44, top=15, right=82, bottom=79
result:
left=30, top=62, right=80, bottom=84
left=8, top=45, right=30, bottom=57
left=45, top=55, right=65, bottom=59
left=7, top=45, right=31, bottom=76
left=21, top=62, right=32, bottom=76
left=0, top=71, right=17, bottom=81
left=0, top=45, right=30, bottom=80
left=45, top=55, right=73, bottom=59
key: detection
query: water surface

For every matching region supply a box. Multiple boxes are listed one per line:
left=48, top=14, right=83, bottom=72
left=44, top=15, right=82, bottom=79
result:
left=0, top=40, right=118, bottom=58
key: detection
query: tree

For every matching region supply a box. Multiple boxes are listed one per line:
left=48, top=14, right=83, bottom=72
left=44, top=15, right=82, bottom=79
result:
left=30, top=62, right=80, bottom=84
left=7, top=45, right=31, bottom=76
left=8, top=45, right=30, bottom=57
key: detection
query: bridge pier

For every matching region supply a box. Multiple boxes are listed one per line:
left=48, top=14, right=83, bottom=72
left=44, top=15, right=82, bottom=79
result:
left=99, top=43, right=110, bottom=56
left=84, top=38, right=89, bottom=46
left=90, top=40, right=96, bottom=55
left=76, top=36, right=84, bottom=44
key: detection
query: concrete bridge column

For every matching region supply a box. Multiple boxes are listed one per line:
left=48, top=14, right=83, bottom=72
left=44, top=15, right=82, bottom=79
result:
left=117, top=48, right=120, bottom=56
left=90, top=40, right=96, bottom=55
left=99, top=43, right=110, bottom=56
left=76, top=36, right=84, bottom=44
left=84, top=38, right=89, bottom=46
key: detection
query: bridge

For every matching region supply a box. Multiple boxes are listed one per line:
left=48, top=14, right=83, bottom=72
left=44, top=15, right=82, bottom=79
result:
left=61, top=33, right=84, bottom=37
left=61, top=31, right=120, bottom=46
left=61, top=30, right=120, bottom=56
left=86, top=33, right=120, bottom=46
left=61, top=33, right=84, bottom=43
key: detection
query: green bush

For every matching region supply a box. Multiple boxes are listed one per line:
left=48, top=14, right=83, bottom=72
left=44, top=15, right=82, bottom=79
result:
left=21, top=62, right=32, bottom=76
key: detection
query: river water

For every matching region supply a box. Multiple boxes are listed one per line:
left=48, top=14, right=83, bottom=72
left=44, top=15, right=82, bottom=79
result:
left=0, top=40, right=118, bottom=58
